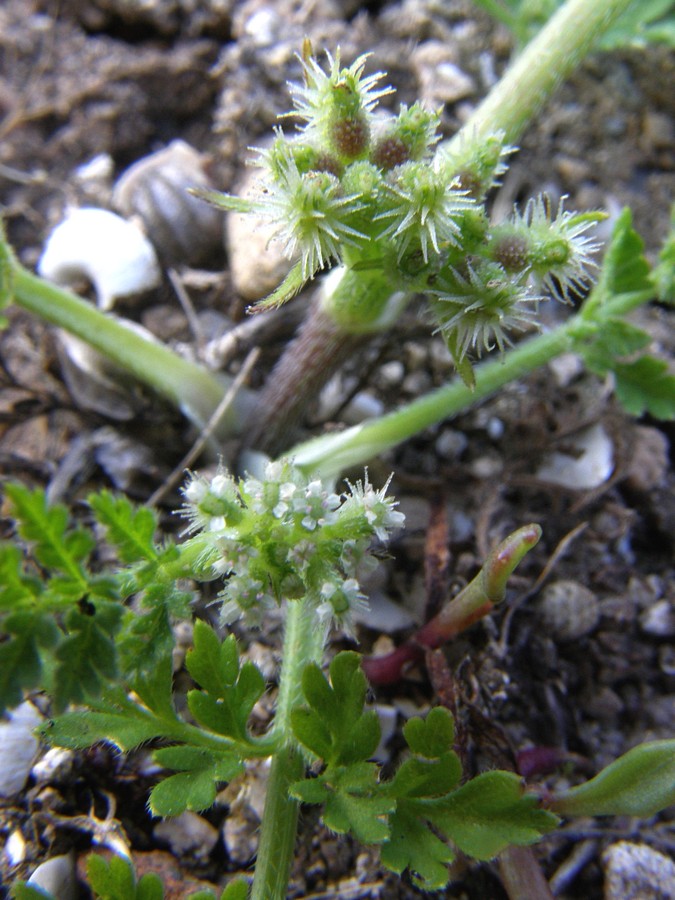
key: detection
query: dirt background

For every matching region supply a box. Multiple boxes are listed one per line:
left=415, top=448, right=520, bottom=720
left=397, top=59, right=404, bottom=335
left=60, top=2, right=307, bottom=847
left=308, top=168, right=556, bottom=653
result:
left=0, top=1, right=674, bottom=898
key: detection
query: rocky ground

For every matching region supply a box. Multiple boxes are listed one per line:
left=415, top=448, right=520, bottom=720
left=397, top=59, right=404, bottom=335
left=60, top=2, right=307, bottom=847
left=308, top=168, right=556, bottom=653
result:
left=0, top=1, right=674, bottom=898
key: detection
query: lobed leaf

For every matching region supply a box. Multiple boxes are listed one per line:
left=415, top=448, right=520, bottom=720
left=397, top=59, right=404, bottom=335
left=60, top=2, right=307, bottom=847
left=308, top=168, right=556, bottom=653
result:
left=381, top=804, right=456, bottom=891
left=425, top=770, right=559, bottom=860
left=0, top=613, right=48, bottom=714
left=293, top=761, right=395, bottom=844
left=41, top=690, right=171, bottom=751
left=89, top=491, right=159, bottom=563
left=4, top=484, right=93, bottom=589
left=293, top=652, right=381, bottom=766
left=150, top=747, right=243, bottom=816
left=612, top=356, right=675, bottom=419
left=86, top=853, right=165, bottom=900
left=403, top=707, right=455, bottom=759
left=185, top=623, right=265, bottom=743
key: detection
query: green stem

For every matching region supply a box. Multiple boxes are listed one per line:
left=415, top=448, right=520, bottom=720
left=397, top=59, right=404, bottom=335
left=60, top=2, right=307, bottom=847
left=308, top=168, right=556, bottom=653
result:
left=442, top=0, right=635, bottom=152
left=288, top=288, right=651, bottom=479
left=9, top=263, right=246, bottom=434
left=251, top=599, right=328, bottom=900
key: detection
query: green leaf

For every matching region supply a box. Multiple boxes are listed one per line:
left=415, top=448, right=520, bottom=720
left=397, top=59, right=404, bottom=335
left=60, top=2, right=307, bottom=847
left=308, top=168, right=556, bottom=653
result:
left=0, top=614, right=44, bottom=714
left=131, top=656, right=177, bottom=723
left=652, top=204, right=675, bottom=303
left=4, top=484, right=92, bottom=589
left=613, top=356, right=675, bottom=419
left=248, top=261, right=308, bottom=313
left=84, top=853, right=164, bottom=900
left=0, top=220, right=16, bottom=319
left=387, top=754, right=462, bottom=800
left=117, top=601, right=175, bottom=678
left=218, top=880, right=250, bottom=900
left=575, top=209, right=675, bottom=420
left=185, top=624, right=265, bottom=743
left=550, top=740, right=675, bottom=818
left=188, top=188, right=256, bottom=214
left=293, top=762, right=395, bottom=844
left=10, top=886, right=54, bottom=900
left=292, top=653, right=381, bottom=766
left=52, top=607, right=121, bottom=710
left=89, top=491, right=159, bottom=563
left=586, top=208, right=651, bottom=312
left=150, top=746, right=243, bottom=816
left=426, top=771, right=559, bottom=860
left=186, top=621, right=239, bottom=697
left=599, top=0, right=675, bottom=49
left=135, top=875, right=165, bottom=900
left=381, top=803, right=456, bottom=891
left=403, top=707, right=455, bottom=759
left=87, top=853, right=136, bottom=899
left=41, top=692, right=168, bottom=751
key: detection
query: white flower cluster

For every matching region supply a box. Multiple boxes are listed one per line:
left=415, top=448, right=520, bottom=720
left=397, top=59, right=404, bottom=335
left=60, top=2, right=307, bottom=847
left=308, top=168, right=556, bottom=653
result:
left=181, top=461, right=404, bottom=629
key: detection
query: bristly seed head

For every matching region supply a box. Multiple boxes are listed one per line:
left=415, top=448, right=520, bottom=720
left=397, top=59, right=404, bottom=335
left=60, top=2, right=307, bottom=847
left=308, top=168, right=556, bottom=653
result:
left=507, top=194, right=601, bottom=302
left=429, top=260, right=540, bottom=360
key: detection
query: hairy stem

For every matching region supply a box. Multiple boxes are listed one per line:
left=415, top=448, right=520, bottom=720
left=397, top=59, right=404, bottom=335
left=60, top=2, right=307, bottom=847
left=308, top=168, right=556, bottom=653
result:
left=245, top=298, right=370, bottom=455
left=251, top=599, right=328, bottom=899
left=442, top=0, right=635, bottom=154
left=288, top=286, right=653, bottom=479
left=7, top=261, right=250, bottom=435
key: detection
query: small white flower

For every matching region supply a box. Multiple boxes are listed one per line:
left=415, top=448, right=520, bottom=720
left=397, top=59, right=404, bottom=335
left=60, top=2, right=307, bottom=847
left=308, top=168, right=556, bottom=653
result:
left=296, top=479, right=341, bottom=530
left=316, top=577, right=369, bottom=628
left=343, top=472, right=405, bottom=541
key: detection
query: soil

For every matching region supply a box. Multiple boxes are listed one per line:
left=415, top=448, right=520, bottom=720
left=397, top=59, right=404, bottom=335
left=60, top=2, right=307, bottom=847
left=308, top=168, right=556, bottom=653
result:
left=1, top=1, right=674, bottom=899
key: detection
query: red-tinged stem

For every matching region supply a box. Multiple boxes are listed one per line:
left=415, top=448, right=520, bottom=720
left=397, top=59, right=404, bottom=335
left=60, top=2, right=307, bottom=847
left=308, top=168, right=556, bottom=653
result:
left=363, top=525, right=541, bottom=686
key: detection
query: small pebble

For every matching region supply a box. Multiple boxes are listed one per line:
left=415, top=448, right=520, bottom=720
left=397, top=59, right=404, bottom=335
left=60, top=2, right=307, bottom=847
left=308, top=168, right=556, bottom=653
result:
left=4, top=829, right=27, bottom=866
left=469, top=454, right=503, bottom=479
left=536, top=580, right=600, bottom=642
left=411, top=41, right=475, bottom=105
left=623, top=425, right=669, bottom=492
left=603, top=841, right=675, bottom=900
left=376, top=359, right=405, bottom=389
left=548, top=352, right=584, bottom=388
left=31, top=747, right=74, bottom=785
left=435, top=428, right=468, bottom=460
left=225, top=163, right=294, bottom=301
left=154, top=811, right=219, bottom=860
left=640, top=599, right=675, bottom=638
left=341, top=391, right=385, bottom=425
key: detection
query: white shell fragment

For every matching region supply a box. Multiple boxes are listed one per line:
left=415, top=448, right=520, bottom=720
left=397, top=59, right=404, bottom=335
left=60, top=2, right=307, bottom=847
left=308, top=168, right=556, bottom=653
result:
left=113, top=140, right=223, bottom=267
left=38, top=207, right=161, bottom=310
left=536, top=423, right=614, bottom=490
left=26, top=852, right=78, bottom=900
left=0, top=701, right=42, bottom=798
